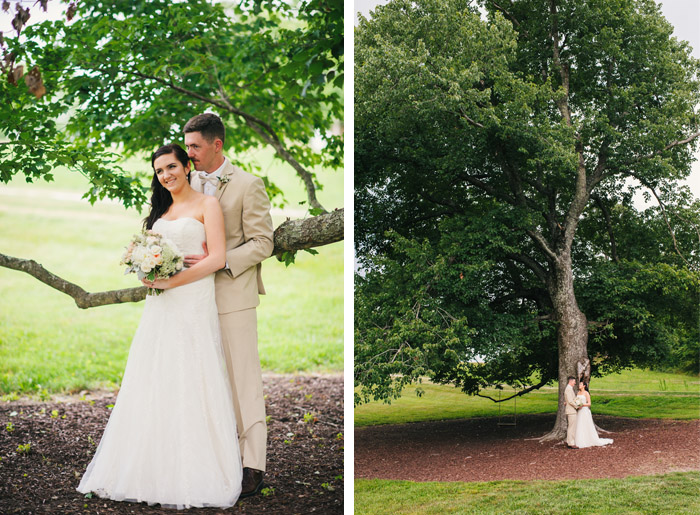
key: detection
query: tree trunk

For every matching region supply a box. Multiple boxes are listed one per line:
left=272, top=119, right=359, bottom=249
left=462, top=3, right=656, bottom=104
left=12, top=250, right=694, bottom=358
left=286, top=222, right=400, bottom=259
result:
left=540, top=252, right=589, bottom=442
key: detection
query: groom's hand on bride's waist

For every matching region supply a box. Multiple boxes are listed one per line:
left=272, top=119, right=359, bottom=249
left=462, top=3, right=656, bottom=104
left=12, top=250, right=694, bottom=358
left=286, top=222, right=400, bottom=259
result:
left=184, top=242, right=208, bottom=267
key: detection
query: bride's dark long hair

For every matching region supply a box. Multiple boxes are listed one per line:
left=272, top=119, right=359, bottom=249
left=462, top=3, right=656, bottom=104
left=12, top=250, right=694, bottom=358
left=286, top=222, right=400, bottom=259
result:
left=143, top=144, right=191, bottom=230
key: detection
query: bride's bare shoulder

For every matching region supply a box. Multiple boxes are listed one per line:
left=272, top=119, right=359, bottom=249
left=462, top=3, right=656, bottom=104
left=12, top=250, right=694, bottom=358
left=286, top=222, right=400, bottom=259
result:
left=200, top=194, right=222, bottom=214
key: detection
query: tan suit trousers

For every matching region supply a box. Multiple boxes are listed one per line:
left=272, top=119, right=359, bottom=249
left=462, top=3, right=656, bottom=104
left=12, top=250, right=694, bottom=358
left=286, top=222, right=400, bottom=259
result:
left=566, top=413, right=577, bottom=447
left=219, top=308, right=266, bottom=471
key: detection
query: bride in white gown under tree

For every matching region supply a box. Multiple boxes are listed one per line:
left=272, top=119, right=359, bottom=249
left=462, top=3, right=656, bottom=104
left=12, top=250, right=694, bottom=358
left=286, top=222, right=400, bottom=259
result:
left=574, top=381, right=613, bottom=449
left=77, top=144, right=242, bottom=508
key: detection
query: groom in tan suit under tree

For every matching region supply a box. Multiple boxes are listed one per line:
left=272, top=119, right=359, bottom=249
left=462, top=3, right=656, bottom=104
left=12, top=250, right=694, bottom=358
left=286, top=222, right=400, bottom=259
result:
left=564, top=376, right=580, bottom=449
left=183, top=113, right=274, bottom=497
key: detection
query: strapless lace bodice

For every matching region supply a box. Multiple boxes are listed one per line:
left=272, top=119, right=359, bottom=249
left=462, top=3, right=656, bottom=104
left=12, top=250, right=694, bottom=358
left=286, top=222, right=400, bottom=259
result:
left=152, top=217, right=206, bottom=256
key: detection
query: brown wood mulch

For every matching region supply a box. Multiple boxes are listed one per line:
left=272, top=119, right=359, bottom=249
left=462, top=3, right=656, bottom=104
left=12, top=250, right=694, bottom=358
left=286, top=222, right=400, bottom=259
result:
left=0, top=375, right=343, bottom=514
left=355, top=414, right=700, bottom=482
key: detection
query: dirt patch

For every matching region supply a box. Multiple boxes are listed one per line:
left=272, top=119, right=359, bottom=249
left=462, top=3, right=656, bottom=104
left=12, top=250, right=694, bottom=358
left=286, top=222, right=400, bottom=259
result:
left=0, top=375, right=343, bottom=514
left=355, top=415, right=699, bottom=482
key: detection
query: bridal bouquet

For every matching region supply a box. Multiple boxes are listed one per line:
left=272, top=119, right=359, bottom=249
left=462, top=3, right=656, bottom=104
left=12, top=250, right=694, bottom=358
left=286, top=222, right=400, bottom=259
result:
left=120, top=230, right=184, bottom=296
left=574, top=398, right=584, bottom=408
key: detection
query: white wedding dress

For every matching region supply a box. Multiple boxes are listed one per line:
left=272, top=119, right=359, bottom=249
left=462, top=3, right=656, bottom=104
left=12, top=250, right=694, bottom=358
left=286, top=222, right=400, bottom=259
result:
left=77, top=217, right=242, bottom=508
left=574, top=394, right=613, bottom=448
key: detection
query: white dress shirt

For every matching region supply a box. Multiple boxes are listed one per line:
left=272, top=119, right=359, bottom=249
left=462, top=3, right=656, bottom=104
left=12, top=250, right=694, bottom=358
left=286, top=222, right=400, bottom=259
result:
left=198, top=158, right=228, bottom=196
left=197, top=158, right=230, bottom=270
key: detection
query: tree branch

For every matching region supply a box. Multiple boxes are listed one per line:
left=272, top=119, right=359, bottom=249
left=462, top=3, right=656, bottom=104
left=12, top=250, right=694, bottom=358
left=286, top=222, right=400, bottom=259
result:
left=0, top=253, right=147, bottom=308
left=639, top=130, right=700, bottom=161
left=587, top=141, right=609, bottom=192
left=0, top=210, right=344, bottom=309
left=272, top=208, right=344, bottom=257
left=458, top=107, right=485, bottom=129
left=605, top=130, right=700, bottom=176
left=128, top=69, right=328, bottom=213
left=549, top=0, right=572, bottom=127
left=484, top=0, right=531, bottom=39
left=485, top=0, right=522, bottom=29
left=631, top=175, right=691, bottom=268
left=671, top=209, right=700, bottom=258
left=461, top=174, right=516, bottom=205
left=241, top=117, right=327, bottom=213
left=561, top=148, right=590, bottom=249
left=505, top=251, right=549, bottom=285
left=476, top=378, right=549, bottom=403
left=525, top=229, right=558, bottom=263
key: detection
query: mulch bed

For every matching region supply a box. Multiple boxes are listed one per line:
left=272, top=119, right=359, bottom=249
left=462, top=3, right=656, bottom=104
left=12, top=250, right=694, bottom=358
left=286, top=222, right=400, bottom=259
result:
left=355, top=414, right=700, bottom=482
left=0, top=374, right=343, bottom=514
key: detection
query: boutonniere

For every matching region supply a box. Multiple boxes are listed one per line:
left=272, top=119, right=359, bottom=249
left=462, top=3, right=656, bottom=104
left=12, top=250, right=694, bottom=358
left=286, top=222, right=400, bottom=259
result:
left=218, top=175, right=231, bottom=185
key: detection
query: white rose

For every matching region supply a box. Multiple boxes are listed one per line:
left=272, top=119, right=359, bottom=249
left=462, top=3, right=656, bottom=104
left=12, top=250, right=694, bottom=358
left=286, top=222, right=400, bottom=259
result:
left=132, top=247, right=146, bottom=264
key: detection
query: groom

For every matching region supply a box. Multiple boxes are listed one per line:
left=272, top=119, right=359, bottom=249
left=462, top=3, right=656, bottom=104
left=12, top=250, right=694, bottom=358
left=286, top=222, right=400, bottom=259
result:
left=183, top=113, right=274, bottom=497
left=564, top=376, right=580, bottom=449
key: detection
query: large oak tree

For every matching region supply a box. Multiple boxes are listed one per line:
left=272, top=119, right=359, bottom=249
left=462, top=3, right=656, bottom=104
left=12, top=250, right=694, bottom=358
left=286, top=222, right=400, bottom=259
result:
left=355, top=0, right=699, bottom=439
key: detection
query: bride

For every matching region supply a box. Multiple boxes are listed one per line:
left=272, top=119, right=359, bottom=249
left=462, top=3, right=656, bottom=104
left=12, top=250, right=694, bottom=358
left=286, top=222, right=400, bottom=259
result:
left=574, top=381, right=613, bottom=449
left=77, top=143, right=242, bottom=508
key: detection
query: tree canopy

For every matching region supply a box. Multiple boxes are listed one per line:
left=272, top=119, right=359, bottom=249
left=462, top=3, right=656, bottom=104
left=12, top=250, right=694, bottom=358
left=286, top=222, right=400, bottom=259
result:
left=0, top=0, right=344, bottom=305
left=1, top=0, right=343, bottom=213
left=354, top=0, right=699, bottom=420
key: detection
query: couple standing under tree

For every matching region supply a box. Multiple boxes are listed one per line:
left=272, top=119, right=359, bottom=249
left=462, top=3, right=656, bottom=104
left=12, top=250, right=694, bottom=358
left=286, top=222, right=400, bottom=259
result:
left=564, top=376, right=614, bottom=450
left=77, top=113, right=273, bottom=508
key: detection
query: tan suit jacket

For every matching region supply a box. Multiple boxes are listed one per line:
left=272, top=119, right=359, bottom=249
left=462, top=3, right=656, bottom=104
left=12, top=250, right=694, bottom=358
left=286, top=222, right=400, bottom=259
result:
left=191, top=159, right=274, bottom=313
left=191, top=159, right=273, bottom=470
left=564, top=384, right=578, bottom=415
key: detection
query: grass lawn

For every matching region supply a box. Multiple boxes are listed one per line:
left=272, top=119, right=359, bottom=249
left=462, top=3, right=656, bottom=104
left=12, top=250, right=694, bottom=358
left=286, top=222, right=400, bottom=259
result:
left=0, top=160, right=342, bottom=395
left=355, top=472, right=700, bottom=514
left=356, top=370, right=700, bottom=513
left=355, top=369, right=700, bottom=426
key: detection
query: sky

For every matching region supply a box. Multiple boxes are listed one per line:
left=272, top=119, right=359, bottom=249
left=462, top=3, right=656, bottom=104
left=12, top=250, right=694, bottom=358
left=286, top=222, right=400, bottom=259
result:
left=356, top=0, right=700, bottom=41
left=354, top=0, right=700, bottom=199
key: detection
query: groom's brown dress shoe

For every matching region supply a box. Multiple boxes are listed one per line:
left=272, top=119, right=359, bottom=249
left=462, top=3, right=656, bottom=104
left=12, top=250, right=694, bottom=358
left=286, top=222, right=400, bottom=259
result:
left=240, top=467, right=264, bottom=498
left=567, top=445, right=579, bottom=449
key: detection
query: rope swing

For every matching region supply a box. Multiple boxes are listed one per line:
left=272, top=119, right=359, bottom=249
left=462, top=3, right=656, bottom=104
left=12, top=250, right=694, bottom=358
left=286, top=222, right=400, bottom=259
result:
left=496, top=387, right=517, bottom=427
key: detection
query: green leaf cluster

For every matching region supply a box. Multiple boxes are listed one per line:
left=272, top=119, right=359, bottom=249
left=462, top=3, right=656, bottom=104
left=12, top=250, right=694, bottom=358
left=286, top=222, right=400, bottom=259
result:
left=1, top=0, right=343, bottom=209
